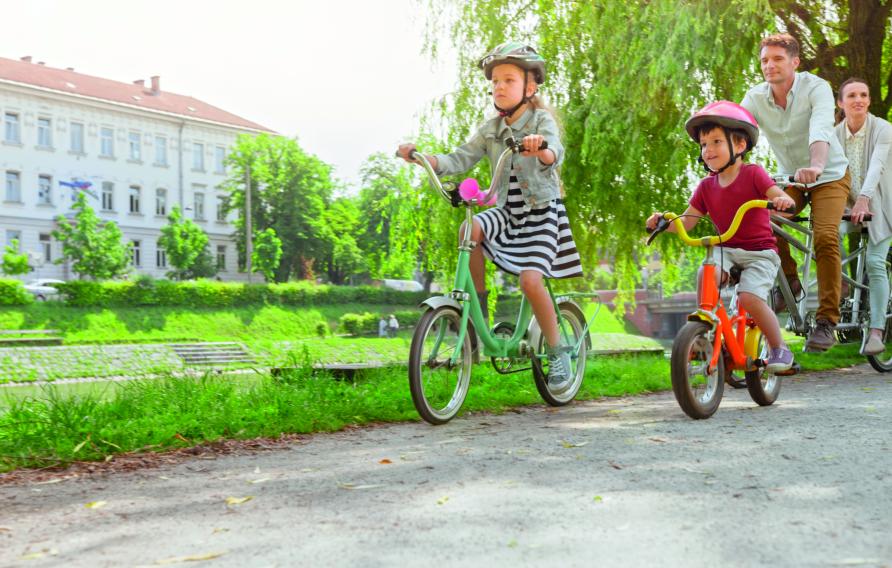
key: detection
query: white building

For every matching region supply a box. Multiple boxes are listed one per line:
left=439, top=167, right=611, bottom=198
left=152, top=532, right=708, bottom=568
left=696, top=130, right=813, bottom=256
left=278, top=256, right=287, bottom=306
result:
left=0, top=55, right=274, bottom=281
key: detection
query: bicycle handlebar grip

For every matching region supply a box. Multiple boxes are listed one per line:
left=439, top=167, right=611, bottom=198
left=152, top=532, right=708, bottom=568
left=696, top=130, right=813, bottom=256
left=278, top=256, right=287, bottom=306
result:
left=506, top=137, right=548, bottom=152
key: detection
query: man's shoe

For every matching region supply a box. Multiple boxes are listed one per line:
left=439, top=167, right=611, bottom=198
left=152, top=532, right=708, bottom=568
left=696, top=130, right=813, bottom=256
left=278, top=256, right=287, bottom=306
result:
left=861, top=333, right=885, bottom=356
left=765, top=347, right=794, bottom=373
left=546, top=345, right=574, bottom=395
left=772, top=278, right=803, bottom=313
left=805, top=319, right=837, bottom=352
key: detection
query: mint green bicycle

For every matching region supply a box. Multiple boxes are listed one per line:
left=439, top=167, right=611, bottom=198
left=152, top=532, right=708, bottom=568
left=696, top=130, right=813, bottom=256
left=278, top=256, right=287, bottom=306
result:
left=401, top=138, right=599, bottom=424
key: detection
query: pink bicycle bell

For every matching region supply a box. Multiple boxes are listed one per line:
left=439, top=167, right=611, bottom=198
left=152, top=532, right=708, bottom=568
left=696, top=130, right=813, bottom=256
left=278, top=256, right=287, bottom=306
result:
left=458, top=178, right=497, bottom=206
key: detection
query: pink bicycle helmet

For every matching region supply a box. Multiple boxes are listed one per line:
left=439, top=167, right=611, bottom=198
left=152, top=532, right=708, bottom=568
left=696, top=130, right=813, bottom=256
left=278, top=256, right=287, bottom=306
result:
left=685, top=101, right=760, bottom=173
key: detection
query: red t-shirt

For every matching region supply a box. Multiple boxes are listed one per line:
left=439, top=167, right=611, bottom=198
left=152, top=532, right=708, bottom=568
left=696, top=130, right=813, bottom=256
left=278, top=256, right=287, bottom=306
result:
left=689, top=163, right=777, bottom=252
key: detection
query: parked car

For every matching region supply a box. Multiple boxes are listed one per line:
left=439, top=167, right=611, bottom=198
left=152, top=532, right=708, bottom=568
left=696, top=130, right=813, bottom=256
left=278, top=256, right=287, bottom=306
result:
left=382, top=279, right=424, bottom=292
left=23, top=278, right=65, bottom=301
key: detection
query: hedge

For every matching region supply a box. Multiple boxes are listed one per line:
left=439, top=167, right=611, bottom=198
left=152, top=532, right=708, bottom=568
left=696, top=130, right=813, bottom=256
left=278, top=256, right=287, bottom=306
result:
left=53, top=279, right=429, bottom=308
left=338, top=309, right=422, bottom=336
left=0, top=279, right=32, bottom=306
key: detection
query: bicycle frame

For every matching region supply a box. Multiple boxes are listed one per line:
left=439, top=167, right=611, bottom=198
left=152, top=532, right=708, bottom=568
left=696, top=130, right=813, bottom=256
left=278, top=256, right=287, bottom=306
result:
left=407, top=146, right=599, bottom=366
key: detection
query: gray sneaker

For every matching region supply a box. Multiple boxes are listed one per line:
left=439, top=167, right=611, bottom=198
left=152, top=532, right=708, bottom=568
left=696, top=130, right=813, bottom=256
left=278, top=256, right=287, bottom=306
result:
left=546, top=345, right=574, bottom=394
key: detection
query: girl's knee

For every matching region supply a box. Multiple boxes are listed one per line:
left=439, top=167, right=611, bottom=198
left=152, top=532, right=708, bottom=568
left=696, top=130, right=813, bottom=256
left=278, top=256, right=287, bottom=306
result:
left=519, top=271, right=543, bottom=295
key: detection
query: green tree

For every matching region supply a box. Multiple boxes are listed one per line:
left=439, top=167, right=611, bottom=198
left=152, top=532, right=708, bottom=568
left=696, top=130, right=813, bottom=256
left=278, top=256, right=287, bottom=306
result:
left=252, top=227, right=283, bottom=282
left=1, top=240, right=30, bottom=276
left=420, top=0, right=892, bottom=296
left=158, top=206, right=217, bottom=280
left=224, top=134, right=337, bottom=282
left=320, top=197, right=366, bottom=284
left=53, top=193, right=132, bottom=280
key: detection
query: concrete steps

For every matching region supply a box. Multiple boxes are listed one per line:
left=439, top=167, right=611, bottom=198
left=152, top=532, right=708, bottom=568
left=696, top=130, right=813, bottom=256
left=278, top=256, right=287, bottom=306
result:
left=170, top=342, right=255, bottom=365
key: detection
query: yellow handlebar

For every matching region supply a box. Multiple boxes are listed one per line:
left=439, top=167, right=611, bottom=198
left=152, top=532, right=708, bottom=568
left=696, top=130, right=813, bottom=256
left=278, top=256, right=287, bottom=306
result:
left=663, top=199, right=769, bottom=246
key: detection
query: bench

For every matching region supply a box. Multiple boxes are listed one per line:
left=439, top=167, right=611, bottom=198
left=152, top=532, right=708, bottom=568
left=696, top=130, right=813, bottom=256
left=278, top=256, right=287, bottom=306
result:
left=0, top=329, right=63, bottom=347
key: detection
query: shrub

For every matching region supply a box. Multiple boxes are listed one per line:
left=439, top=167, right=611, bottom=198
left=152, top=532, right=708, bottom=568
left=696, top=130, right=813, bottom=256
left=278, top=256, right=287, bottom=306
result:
left=0, top=279, right=32, bottom=305
left=315, top=321, right=329, bottom=338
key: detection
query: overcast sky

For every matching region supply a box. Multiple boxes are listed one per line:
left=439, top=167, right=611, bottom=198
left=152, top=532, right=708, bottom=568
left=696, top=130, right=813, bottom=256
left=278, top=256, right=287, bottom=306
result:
left=0, top=0, right=457, bottom=190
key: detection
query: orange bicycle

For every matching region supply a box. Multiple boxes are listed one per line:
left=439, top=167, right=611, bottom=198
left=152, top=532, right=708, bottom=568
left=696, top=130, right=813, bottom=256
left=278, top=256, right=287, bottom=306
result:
left=647, top=199, right=783, bottom=419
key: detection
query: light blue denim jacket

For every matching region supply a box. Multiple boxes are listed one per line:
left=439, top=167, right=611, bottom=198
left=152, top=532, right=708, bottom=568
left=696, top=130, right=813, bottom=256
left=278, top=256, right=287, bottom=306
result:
left=432, top=108, right=564, bottom=208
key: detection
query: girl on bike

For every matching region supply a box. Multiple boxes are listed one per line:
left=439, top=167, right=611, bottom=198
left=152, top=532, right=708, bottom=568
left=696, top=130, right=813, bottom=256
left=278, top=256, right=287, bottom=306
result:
left=835, top=78, right=892, bottom=355
left=646, top=101, right=796, bottom=372
left=397, top=41, right=583, bottom=394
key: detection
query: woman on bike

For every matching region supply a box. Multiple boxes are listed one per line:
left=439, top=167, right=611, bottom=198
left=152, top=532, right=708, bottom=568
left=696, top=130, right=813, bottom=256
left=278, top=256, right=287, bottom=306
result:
left=397, top=41, right=583, bottom=394
left=646, top=101, right=796, bottom=372
left=835, top=78, right=892, bottom=355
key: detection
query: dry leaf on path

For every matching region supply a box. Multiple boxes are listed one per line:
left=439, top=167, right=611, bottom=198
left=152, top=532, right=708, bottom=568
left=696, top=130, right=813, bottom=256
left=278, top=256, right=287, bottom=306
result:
left=560, top=441, right=588, bottom=448
left=249, top=478, right=270, bottom=485
left=379, top=459, right=392, bottom=464
left=224, top=496, right=253, bottom=506
left=155, top=551, right=226, bottom=564
left=437, top=496, right=449, bottom=505
left=84, top=501, right=107, bottom=509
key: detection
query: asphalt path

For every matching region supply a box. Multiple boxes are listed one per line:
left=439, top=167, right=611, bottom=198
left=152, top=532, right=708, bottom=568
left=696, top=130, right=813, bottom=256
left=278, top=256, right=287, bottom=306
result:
left=1, top=365, right=890, bottom=567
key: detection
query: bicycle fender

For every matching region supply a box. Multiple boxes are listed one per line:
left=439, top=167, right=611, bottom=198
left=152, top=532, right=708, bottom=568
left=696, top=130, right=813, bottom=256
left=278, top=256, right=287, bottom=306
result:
left=686, top=310, right=718, bottom=327
left=744, top=327, right=762, bottom=360
left=419, top=296, right=462, bottom=312
left=419, top=296, right=480, bottom=362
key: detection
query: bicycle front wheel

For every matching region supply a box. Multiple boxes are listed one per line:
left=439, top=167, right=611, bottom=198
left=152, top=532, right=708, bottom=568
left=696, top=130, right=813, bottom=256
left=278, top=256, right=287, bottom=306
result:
left=867, top=294, right=892, bottom=372
left=408, top=306, right=473, bottom=424
left=744, top=330, right=782, bottom=406
left=670, top=321, right=724, bottom=419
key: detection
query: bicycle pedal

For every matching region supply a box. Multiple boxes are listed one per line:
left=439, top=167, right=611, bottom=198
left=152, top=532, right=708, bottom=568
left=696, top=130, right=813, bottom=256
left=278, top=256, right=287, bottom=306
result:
left=774, top=362, right=801, bottom=376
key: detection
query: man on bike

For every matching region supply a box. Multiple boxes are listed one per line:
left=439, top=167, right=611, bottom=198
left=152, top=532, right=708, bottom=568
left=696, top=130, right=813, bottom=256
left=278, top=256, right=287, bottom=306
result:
left=741, top=33, right=851, bottom=352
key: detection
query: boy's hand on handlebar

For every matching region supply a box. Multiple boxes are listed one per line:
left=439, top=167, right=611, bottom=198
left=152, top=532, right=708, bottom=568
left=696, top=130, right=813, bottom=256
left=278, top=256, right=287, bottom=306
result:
left=645, top=212, right=665, bottom=231
left=793, top=167, right=822, bottom=184
left=397, top=143, right=417, bottom=162
left=771, top=194, right=796, bottom=213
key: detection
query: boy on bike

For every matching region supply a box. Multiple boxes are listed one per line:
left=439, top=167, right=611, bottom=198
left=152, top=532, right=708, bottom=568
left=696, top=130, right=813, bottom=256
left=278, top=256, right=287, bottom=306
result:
left=646, top=101, right=796, bottom=372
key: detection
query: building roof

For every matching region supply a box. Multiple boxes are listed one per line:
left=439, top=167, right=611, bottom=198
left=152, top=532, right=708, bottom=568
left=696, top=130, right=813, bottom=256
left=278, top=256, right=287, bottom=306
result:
left=0, top=56, right=274, bottom=133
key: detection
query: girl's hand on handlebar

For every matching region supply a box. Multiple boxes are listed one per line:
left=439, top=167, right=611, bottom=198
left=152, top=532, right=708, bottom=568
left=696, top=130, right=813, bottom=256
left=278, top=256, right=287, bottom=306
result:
left=520, top=134, right=554, bottom=163
left=397, top=143, right=418, bottom=162
left=850, top=195, right=871, bottom=224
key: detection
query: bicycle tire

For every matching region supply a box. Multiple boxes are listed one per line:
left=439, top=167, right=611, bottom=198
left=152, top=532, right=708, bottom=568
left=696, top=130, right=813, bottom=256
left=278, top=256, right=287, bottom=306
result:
left=744, top=331, right=782, bottom=406
left=531, top=302, right=588, bottom=406
left=408, top=306, right=473, bottom=424
left=670, top=321, right=724, bottom=419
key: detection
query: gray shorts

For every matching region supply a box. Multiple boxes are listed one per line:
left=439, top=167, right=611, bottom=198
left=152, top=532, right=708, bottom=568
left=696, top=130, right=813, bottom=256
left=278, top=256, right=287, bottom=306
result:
left=711, top=247, right=780, bottom=302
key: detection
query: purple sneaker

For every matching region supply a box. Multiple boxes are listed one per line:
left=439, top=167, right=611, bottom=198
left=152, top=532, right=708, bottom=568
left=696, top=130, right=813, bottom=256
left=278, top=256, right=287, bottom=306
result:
left=765, top=347, right=794, bottom=373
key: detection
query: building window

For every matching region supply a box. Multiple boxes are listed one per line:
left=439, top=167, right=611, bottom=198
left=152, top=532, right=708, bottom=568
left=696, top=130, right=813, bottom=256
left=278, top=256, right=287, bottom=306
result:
left=6, top=230, right=22, bottom=249
left=37, top=117, right=52, bottom=147
left=131, top=240, right=141, bottom=267
left=129, top=185, right=141, bottom=213
left=216, top=245, right=226, bottom=271
left=5, top=171, right=21, bottom=202
left=192, top=142, right=204, bottom=171
left=129, top=132, right=141, bottom=160
left=155, top=188, right=167, bottom=216
left=215, top=147, right=226, bottom=174
left=70, top=122, right=84, bottom=153
left=101, top=182, right=114, bottom=211
left=5, top=112, right=21, bottom=143
left=39, top=233, right=52, bottom=263
left=216, top=195, right=228, bottom=222
left=38, top=175, right=52, bottom=205
left=194, top=191, right=205, bottom=220
left=155, top=135, right=167, bottom=165
left=100, top=127, right=114, bottom=157
left=156, top=242, right=167, bottom=268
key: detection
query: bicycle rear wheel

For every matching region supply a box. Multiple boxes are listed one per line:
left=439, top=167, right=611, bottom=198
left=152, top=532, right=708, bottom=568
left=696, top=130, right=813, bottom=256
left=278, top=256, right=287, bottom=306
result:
left=408, top=306, right=473, bottom=424
left=744, top=330, right=782, bottom=406
left=867, top=296, right=892, bottom=372
left=670, top=321, right=724, bottom=419
left=531, top=302, right=588, bottom=406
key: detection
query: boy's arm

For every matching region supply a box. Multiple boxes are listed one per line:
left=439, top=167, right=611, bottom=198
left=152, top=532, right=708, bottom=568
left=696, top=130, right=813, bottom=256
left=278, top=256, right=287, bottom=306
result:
left=765, top=185, right=796, bottom=211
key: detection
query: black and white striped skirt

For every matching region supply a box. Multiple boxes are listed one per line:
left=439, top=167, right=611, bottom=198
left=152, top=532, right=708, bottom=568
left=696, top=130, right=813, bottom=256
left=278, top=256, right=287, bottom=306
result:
left=475, top=170, right=583, bottom=279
